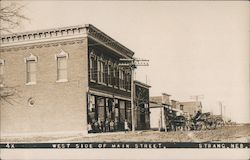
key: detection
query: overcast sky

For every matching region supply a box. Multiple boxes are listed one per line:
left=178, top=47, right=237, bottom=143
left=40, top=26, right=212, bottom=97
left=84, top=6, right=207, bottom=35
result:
left=4, top=1, right=249, bottom=123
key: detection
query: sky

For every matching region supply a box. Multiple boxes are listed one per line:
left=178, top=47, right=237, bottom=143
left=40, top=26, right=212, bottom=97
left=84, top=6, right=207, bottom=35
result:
left=3, top=1, right=249, bottom=123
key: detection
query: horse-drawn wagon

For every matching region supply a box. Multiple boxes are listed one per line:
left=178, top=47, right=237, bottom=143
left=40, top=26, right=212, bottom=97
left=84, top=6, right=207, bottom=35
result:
left=164, top=110, right=224, bottom=131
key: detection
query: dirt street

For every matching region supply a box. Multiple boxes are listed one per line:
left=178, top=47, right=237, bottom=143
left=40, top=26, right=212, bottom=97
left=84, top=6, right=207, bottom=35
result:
left=1, top=124, right=249, bottom=143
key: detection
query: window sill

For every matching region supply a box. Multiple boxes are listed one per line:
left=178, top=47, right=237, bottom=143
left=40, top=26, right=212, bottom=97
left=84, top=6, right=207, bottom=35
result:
left=97, top=82, right=106, bottom=85
left=25, top=82, right=36, bottom=85
left=56, top=79, right=68, bottom=83
left=90, top=79, right=96, bottom=83
left=120, top=88, right=126, bottom=91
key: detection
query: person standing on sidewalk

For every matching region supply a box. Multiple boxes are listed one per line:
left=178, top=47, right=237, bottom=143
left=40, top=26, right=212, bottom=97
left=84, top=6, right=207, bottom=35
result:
left=124, top=119, right=129, bottom=132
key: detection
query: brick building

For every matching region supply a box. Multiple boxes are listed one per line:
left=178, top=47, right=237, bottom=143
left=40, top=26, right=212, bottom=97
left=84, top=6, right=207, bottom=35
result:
left=0, top=24, right=139, bottom=136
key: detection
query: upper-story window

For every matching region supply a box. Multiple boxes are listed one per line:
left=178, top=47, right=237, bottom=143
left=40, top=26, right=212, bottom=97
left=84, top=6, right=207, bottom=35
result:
left=106, top=61, right=112, bottom=85
left=0, top=59, right=5, bottom=76
left=127, top=72, right=131, bottom=91
left=124, top=71, right=131, bottom=91
left=119, top=69, right=125, bottom=89
left=104, top=61, right=108, bottom=84
left=90, top=53, right=97, bottom=82
left=25, top=54, right=38, bottom=85
left=97, top=58, right=105, bottom=84
left=112, top=65, right=118, bottom=88
left=56, top=49, right=68, bottom=82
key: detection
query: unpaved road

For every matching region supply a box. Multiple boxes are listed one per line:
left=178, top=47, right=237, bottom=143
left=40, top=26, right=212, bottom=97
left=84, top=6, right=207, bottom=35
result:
left=1, top=124, right=249, bottom=143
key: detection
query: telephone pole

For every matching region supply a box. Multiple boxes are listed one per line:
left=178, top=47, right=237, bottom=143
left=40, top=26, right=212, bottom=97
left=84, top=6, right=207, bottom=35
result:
left=119, top=58, right=149, bottom=132
left=218, top=101, right=224, bottom=120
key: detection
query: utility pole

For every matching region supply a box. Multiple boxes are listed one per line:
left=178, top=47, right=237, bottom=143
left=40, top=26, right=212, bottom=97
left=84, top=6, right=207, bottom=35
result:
left=223, top=105, right=226, bottom=122
left=218, top=101, right=223, bottom=118
left=119, top=58, right=149, bottom=132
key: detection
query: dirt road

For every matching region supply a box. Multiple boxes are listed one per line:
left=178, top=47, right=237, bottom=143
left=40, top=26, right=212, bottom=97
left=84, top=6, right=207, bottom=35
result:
left=1, top=124, right=249, bottom=143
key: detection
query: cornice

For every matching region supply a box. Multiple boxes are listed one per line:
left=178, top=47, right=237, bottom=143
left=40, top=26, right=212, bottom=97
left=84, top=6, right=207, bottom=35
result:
left=0, top=26, right=87, bottom=49
left=0, top=38, right=85, bottom=52
left=0, top=24, right=134, bottom=58
left=86, top=24, right=134, bottom=58
left=134, top=80, right=151, bottom=88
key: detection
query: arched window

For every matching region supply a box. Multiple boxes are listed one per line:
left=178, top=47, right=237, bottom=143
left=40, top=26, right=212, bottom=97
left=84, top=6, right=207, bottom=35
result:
left=55, top=49, right=68, bottom=82
left=24, top=54, right=38, bottom=85
left=0, top=59, right=5, bottom=76
left=89, top=51, right=97, bottom=82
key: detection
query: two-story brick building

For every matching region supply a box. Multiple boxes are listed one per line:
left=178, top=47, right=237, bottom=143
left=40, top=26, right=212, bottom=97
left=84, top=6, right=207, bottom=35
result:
left=0, top=24, right=138, bottom=136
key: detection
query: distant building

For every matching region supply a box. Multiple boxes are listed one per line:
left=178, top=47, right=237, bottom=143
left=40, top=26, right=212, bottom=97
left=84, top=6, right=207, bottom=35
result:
left=134, top=80, right=150, bottom=130
left=171, top=99, right=179, bottom=109
left=179, top=101, right=202, bottom=117
left=149, top=93, right=183, bottom=131
left=150, top=93, right=171, bottom=105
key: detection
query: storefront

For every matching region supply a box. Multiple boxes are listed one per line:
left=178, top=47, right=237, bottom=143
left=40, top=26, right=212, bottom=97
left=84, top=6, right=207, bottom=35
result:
left=87, top=94, right=132, bottom=133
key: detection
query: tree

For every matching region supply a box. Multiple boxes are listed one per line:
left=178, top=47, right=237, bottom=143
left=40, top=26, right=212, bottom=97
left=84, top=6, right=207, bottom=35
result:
left=0, top=78, right=19, bottom=105
left=0, top=2, right=29, bottom=34
left=0, top=2, right=28, bottom=104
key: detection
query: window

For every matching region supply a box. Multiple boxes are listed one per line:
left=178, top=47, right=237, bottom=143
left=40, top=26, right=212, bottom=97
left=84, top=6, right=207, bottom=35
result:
left=119, top=69, right=125, bottom=89
left=0, top=59, right=4, bottom=76
left=56, top=50, right=68, bottom=82
left=90, top=56, right=97, bottom=81
left=25, top=54, right=37, bottom=85
left=107, top=62, right=112, bottom=85
left=26, top=60, right=37, bottom=84
left=89, top=95, right=96, bottom=112
left=0, top=59, right=5, bottom=86
left=180, top=105, right=184, bottom=110
left=104, top=61, right=108, bottom=84
left=124, top=72, right=131, bottom=91
left=97, top=58, right=105, bottom=83
left=127, top=72, right=131, bottom=91
left=113, top=66, right=119, bottom=88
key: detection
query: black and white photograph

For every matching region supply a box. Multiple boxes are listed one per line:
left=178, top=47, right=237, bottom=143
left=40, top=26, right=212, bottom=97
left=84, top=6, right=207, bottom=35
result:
left=0, top=1, right=249, bottom=160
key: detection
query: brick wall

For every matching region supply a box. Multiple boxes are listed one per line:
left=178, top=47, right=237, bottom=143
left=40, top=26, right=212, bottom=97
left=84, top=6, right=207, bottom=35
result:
left=0, top=38, right=89, bottom=136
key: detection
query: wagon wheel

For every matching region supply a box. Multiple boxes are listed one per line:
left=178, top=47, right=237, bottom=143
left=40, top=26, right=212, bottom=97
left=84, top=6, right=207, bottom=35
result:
left=216, top=119, right=223, bottom=128
left=196, top=121, right=205, bottom=131
left=206, top=120, right=216, bottom=130
left=211, top=120, right=217, bottom=129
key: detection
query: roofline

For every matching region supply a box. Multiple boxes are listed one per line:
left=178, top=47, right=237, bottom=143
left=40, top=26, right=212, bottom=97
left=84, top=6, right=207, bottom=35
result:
left=134, top=80, right=151, bottom=88
left=180, top=101, right=202, bottom=104
left=86, top=24, right=134, bottom=57
left=149, top=100, right=171, bottom=106
left=0, top=24, right=135, bottom=58
left=162, top=93, right=171, bottom=96
left=171, top=99, right=178, bottom=102
left=0, top=24, right=86, bottom=38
